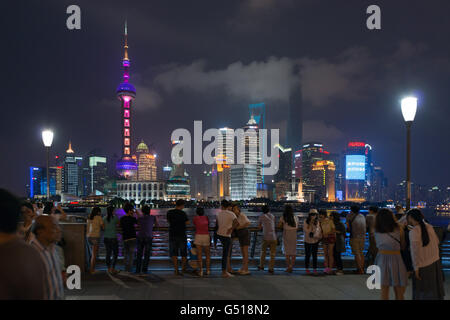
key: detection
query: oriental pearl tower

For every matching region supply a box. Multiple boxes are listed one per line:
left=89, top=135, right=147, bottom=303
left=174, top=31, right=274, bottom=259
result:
left=116, top=21, right=138, bottom=179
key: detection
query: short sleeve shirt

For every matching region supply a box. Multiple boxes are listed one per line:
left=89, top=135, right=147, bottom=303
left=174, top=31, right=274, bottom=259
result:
left=120, top=215, right=137, bottom=240
left=349, top=213, right=366, bottom=239
left=166, top=209, right=188, bottom=238
left=258, top=213, right=277, bottom=241
left=216, top=210, right=237, bottom=237
left=103, top=215, right=119, bottom=239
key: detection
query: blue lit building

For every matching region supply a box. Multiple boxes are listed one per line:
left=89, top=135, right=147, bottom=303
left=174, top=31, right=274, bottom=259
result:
left=29, top=167, right=57, bottom=198
left=345, top=141, right=373, bottom=201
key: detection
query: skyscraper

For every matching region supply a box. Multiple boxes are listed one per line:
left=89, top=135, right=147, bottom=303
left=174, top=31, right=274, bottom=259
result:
left=29, top=167, right=58, bottom=198
left=301, top=142, right=325, bottom=187
left=136, top=140, right=157, bottom=181
left=62, top=142, right=83, bottom=196
left=311, top=160, right=336, bottom=202
left=371, top=166, right=387, bottom=202
left=86, top=154, right=108, bottom=195
left=240, top=115, right=262, bottom=184
left=287, top=83, right=303, bottom=160
left=211, top=155, right=231, bottom=200
left=345, top=141, right=372, bottom=201
left=274, top=144, right=292, bottom=183
left=116, top=21, right=138, bottom=179
left=230, top=164, right=257, bottom=200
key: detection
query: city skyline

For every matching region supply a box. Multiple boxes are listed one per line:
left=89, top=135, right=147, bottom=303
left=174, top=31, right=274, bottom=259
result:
left=3, top=1, right=450, bottom=196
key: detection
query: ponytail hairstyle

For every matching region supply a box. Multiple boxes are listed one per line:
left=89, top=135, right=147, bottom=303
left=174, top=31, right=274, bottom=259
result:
left=106, top=206, right=115, bottom=222
left=407, top=209, right=429, bottom=247
left=89, top=207, right=101, bottom=220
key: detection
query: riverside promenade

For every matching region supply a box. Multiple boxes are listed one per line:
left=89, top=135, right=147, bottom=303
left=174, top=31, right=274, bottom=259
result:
left=65, top=264, right=450, bottom=300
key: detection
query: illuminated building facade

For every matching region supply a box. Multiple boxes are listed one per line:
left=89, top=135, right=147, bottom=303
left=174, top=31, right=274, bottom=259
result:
left=240, top=115, right=262, bottom=184
left=136, top=140, right=157, bottom=181
left=345, top=141, right=373, bottom=201
left=117, top=180, right=165, bottom=203
left=116, top=21, right=138, bottom=179
left=29, top=167, right=58, bottom=198
left=299, top=142, right=331, bottom=202
left=211, top=155, right=230, bottom=200
left=51, top=166, right=63, bottom=196
left=230, top=164, right=257, bottom=200
left=311, top=160, right=336, bottom=202
left=294, top=150, right=302, bottom=179
left=371, top=166, right=387, bottom=202
left=63, top=142, right=83, bottom=196
left=301, top=142, right=327, bottom=186
left=85, top=155, right=108, bottom=195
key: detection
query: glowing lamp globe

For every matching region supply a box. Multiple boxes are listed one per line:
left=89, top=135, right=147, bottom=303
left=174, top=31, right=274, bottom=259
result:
left=42, top=130, right=54, bottom=147
left=401, top=97, right=418, bottom=122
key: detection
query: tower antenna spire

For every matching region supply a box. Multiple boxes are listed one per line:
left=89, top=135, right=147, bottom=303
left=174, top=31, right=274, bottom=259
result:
left=123, top=20, right=129, bottom=61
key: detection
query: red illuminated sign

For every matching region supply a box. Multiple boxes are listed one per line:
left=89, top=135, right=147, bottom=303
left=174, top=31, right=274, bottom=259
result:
left=348, top=142, right=365, bottom=147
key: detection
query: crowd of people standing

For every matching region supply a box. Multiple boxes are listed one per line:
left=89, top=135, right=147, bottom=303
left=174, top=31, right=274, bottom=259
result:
left=0, top=187, right=446, bottom=300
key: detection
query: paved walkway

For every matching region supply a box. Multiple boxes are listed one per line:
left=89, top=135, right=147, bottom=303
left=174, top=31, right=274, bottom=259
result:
left=65, top=267, right=449, bottom=300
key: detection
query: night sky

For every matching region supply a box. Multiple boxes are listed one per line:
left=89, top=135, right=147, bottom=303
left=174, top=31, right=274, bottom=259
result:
left=3, top=0, right=450, bottom=196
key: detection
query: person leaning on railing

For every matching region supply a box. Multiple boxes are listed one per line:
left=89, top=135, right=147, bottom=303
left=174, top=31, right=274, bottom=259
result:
left=231, top=203, right=251, bottom=275
left=257, top=205, right=277, bottom=274
left=277, top=205, right=299, bottom=273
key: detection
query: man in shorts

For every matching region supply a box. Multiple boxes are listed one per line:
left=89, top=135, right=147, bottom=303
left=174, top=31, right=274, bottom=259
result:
left=167, top=199, right=190, bottom=275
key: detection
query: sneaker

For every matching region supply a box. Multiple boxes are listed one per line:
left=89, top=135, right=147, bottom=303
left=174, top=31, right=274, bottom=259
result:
left=305, top=269, right=311, bottom=275
left=257, top=266, right=264, bottom=271
left=313, top=270, right=319, bottom=276
left=268, top=269, right=274, bottom=275
left=336, top=270, right=344, bottom=276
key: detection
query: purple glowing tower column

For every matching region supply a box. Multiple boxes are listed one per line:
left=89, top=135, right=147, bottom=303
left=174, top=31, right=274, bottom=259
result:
left=116, top=21, right=138, bottom=179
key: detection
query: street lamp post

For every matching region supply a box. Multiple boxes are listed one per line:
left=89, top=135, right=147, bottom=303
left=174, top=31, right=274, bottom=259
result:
left=401, top=97, right=418, bottom=211
left=42, top=130, right=54, bottom=201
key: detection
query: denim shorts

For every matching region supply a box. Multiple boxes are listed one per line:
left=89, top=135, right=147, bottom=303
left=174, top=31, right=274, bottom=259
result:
left=87, top=237, right=100, bottom=246
left=169, top=237, right=187, bottom=257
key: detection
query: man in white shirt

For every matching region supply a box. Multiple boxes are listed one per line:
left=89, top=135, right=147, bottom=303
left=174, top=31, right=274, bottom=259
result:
left=216, top=200, right=238, bottom=278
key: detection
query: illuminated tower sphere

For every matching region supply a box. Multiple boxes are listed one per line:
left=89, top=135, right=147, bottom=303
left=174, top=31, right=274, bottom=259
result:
left=116, top=21, right=138, bottom=179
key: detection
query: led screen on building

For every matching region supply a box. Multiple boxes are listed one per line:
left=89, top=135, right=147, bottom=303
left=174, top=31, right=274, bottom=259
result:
left=345, top=155, right=366, bottom=180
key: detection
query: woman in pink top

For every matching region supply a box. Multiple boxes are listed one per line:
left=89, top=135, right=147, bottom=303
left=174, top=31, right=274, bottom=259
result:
left=193, top=207, right=211, bottom=276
